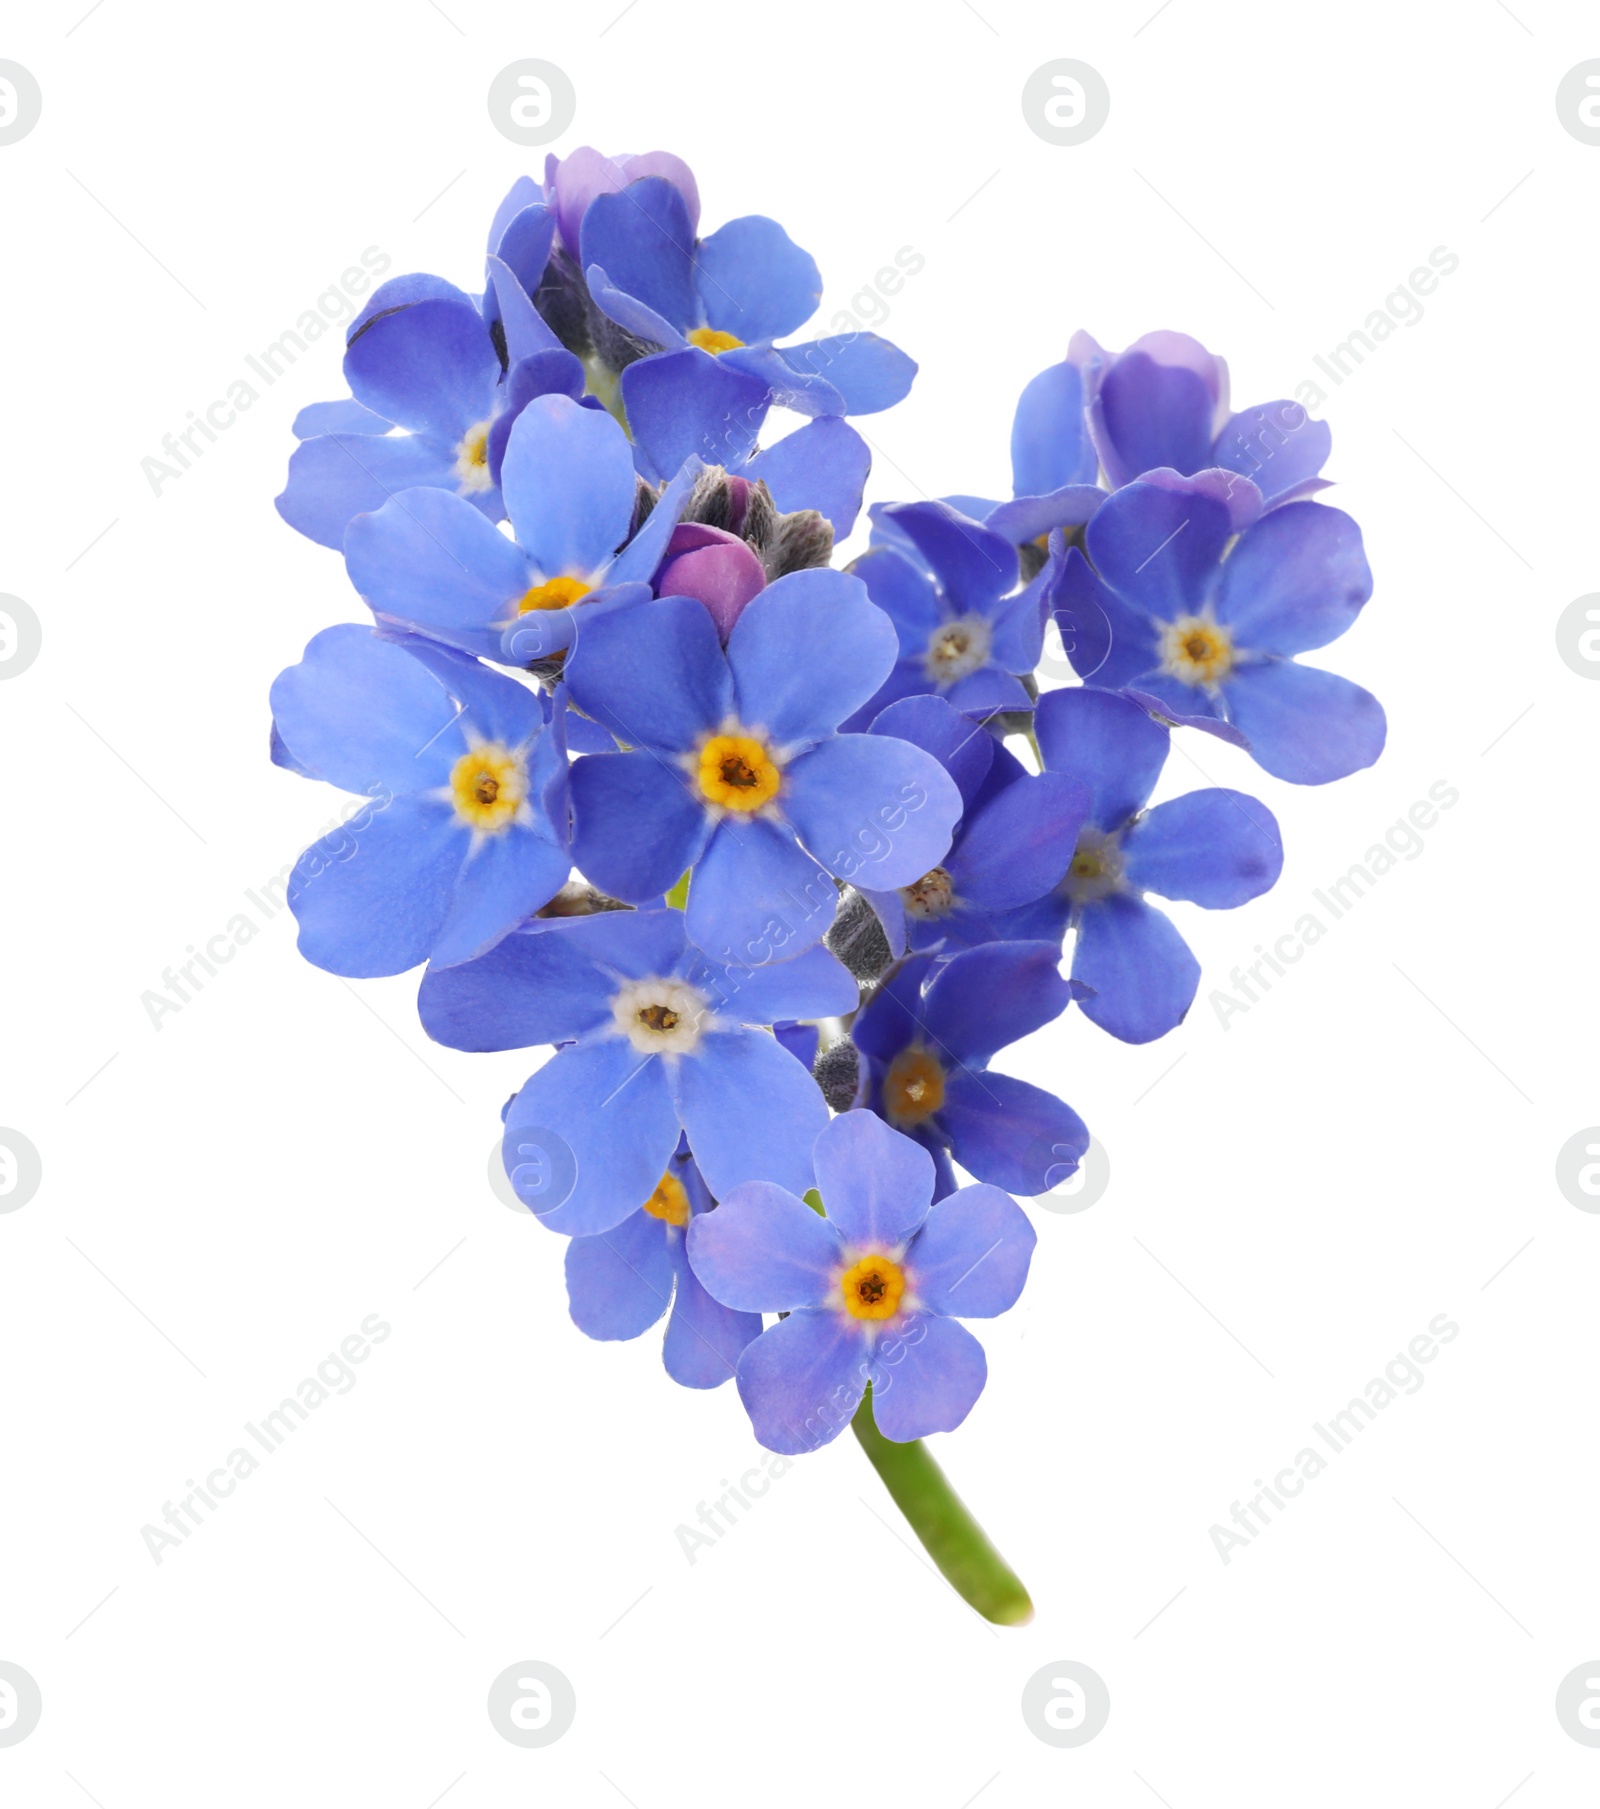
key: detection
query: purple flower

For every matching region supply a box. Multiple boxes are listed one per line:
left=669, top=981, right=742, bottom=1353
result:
left=686, top=1111, right=1036, bottom=1453
left=857, top=695, right=1090, bottom=956
left=852, top=941, right=1088, bottom=1198
left=418, top=908, right=855, bottom=1235
left=990, top=687, right=1283, bottom=1043
left=1051, top=477, right=1385, bottom=784
left=564, top=1142, right=761, bottom=1390
left=562, top=578, right=963, bottom=963
left=269, top=628, right=571, bottom=976
left=1077, top=329, right=1332, bottom=517
left=843, top=501, right=1040, bottom=726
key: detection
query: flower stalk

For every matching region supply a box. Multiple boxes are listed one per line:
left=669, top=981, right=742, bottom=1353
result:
left=851, top=1389, right=1033, bottom=1626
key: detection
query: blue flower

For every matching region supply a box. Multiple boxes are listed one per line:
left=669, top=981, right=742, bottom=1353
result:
left=269, top=627, right=571, bottom=976
left=276, top=273, right=583, bottom=551
left=571, top=173, right=913, bottom=535
left=417, top=908, right=856, bottom=1235
left=344, top=394, right=694, bottom=672
left=842, top=501, right=1041, bottom=726
left=986, top=687, right=1283, bottom=1044
left=851, top=941, right=1088, bottom=1198
left=855, top=695, right=1090, bottom=956
left=1050, top=477, right=1385, bottom=783
left=564, top=1141, right=762, bottom=1390
left=1079, top=329, right=1332, bottom=518
left=686, top=1110, right=1037, bottom=1453
left=561, top=578, right=963, bottom=963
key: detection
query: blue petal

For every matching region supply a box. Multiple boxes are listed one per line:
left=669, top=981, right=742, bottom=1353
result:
left=938, top=1068, right=1089, bottom=1194
left=585, top=265, right=688, bottom=352
left=1048, top=544, right=1158, bottom=688
left=1214, top=502, right=1372, bottom=656
left=490, top=198, right=556, bottom=295
left=868, top=1314, right=986, bottom=1441
left=275, top=431, right=466, bottom=552
left=743, top=416, right=870, bottom=534
left=921, top=940, right=1070, bottom=1067
left=391, top=635, right=544, bottom=750
left=580, top=176, right=697, bottom=333
left=988, top=584, right=1047, bottom=674
left=485, top=349, right=589, bottom=486
left=866, top=694, right=995, bottom=809
left=851, top=952, right=936, bottom=1064
left=504, top=1041, right=680, bottom=1235
left=684, top=816, right=836, bottom=964
left=485, top=252, right=562, bottom=365
left=984, top=485, right=1105, bottom=545
left=607, top=456, right=701, bottom=588
left=1034, top=685, right=1170, bottom=829
left=1093, top=351, right=1215, bottom=487
left=776, top=334, right=917, bottom=415
left=1071, top=893, right=1200, bottom=1043
left=850, top=547, right=944, bottom=660
left=570, top=749, right=713, bottom=903
left=288, top=795, right=463, bottom=978
left=348, top=272, right=472, bottom=339
left=565, top=1209, right=674, bottom=1340
left=663, top=1240, right=762, bottom=1388
left=877, top=502, right=1017, bottom=613
left=942, top=668, right=1030, bottom=717
left=1220, top=660, right=1386, bottom=785
left=621, top=347, right=769, bottom=482
left=1123, top=788, right=1282, bottom=907
left=727, top=570, right=898, bottom=746
left=695, top=214, right=821, bottom=343
left=734, top=1308, right=867, bottom=1454
left=500, top=394, right=639, bottom=581
left=685, top=1178, right=841, bottom=1311
left=564, top=593, right=731, bottom=752
left=343, top=296, right=500, bottom=442
left=782, top=734, right=962, bottom=890
left=292, top=398, right=390, bottom=438
left=910, top=1185, right=1036, bottom=1317
left=689, top=941, right=860, bottom=1024
left=1212, top=400, right=1332, bottom=510
left=1011, top=359, right=1098, bottom=495
left=813, top=1109, right=934, bottom=1250
left=721, top=341, right=844, bottom=416
left=418, top=919, right=617, bottom=1052
left=948, top=770, right=1087, bottom=913
left=345, top=486, right=531, bottom=661
left=429, top=827, right=570, bottom=970
left=1083, top=480, right=1230, bottom=623
left=670, top=1027, right=830, bottom=1200
left=270, top=625, right=464, bottom=795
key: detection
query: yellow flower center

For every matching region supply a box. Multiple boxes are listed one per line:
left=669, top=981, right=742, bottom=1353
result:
left=1160, top=615, right=1234, bottom=685
left=1061, top=827, right=1124, bottom=904
left=448, top=742, right=526, bottom=831
left=924, top=613, right=993, bottom=684
left=518, top=574, right=593, bottom=613
left=839, top=1253, right=907, bottom=1321
left=687, top=327, right=745, bottom=355
left=453, top=421, right=494, bottom=494
left=882, top=1046, right=945, bottom=1126
left=696, top=733, right=781, bottom=812
left=641, top=1171, right=690, bottom=1227
left=900, top=866, right=955, bottom=921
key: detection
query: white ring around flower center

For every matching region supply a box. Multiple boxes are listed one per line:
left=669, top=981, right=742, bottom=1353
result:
left=610, top=977, right=710, bottom=1056
left=924, top=613, right=993, bottom=685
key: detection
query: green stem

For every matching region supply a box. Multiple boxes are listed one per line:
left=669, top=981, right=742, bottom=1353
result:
left=664, top=871, right=690, bottom=911
left=851, top=1390, right=1033, bottom=1625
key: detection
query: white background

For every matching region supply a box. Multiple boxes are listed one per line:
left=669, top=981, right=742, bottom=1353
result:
left=1, top=0, right=1594, bottom=1802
